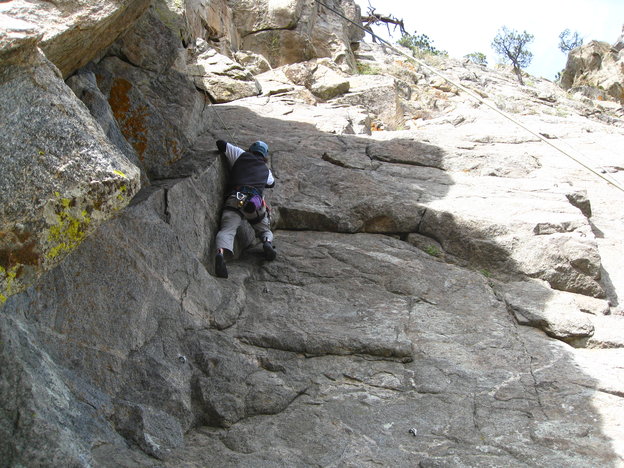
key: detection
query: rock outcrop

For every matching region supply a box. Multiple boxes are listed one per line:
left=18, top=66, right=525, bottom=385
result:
left=233, top=0, right=364, bottom=71
left=2, top=1, right=624, bottom=467
left=0, top=0, right=151, bottom=78
left=560, top=37, right=624, bottom=103
left=0, top=35, right=140, bottom=303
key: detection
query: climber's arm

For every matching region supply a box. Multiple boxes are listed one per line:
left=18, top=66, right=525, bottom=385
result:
left=216, top=140, right=245, bottom=167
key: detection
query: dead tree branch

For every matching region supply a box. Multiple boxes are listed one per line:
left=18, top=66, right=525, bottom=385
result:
left=360, top=2, right=406, bottom=42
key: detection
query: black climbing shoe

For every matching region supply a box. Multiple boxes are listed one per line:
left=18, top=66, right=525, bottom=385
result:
left=215, top=253, right=228, bottom=278
left=263, top=241, right=277, bottom=261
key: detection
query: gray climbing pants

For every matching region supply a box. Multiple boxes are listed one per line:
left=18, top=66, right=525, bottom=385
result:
left=215, top=208, right=273, bottom=254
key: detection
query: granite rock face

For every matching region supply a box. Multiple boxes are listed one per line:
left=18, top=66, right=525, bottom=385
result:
left=0, top=0, right=151, bottom=78
left=2, top=1, right=624, bottom=467
left=0, top=46, right=140, bottom=303
left=233, top=0, right=364, bottom=70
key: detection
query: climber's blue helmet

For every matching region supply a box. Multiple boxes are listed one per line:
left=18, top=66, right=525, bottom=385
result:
left=249, top=141, right=269, bottom=159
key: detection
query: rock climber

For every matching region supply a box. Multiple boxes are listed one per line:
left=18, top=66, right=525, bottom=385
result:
left=214, top=139, right=277, bottom=278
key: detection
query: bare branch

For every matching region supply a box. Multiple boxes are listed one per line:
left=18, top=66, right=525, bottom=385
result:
left=360, top=3, right=407, bottom=39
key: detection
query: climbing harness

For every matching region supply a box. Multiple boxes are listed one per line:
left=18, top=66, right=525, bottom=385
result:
left=224, top=185, right=270, bottom=225
left=314, top=0, right=624, bottom=194
left=242, top=195, right=269, bottom=224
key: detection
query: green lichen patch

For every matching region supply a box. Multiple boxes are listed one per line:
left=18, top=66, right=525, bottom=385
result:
left=0, top=265, right=19, bottom=304
left=46, top=202, right=91, bottom=262
left=39, top=192, right=95, bottom=276
left=1, top=178, right=137, bottom=304
left=43, top=181, right=135, bottom=265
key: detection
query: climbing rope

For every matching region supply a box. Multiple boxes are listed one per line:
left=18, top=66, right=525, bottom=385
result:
left=201, top=86, right=239, bottom=146
left=314, top=0, right=624, bottom=194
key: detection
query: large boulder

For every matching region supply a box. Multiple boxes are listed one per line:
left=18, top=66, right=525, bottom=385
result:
left=335, top=74, right=409, bottom=129
left=0, top=0, right=151, bottom=78
left=187, top=41, right=262, bottom=102
left=283, top=60, right=350, bottom=100
left=0, top=45, right=140, bottom=303
left=499, top=279, right=597, bottom=341
left=419, top=189, right=604, bottom=298
left=234, top=0, right=364, bottom=70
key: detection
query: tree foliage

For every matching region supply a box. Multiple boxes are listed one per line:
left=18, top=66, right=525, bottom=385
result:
left=558, top=29, right=584, bottom=53
left=491, top=26, right=534, bottom=85
left=398, top=31, right=447, bottom=57
left=464, top=52, right=488, bottom=66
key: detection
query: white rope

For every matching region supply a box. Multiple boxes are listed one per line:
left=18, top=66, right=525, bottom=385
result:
left=314, top=0, right=624, bottom=194
left=200, top=86, right=239, bottom=146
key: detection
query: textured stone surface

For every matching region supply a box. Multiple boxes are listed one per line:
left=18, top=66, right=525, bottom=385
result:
left=0, top=0, right=151, bottom=78
left=0, top=151, right=226, bottom=465
left=237, top=0, right=363, bottom=70
left=91, top=54, right=200, bottom=180
left=188, top=43, right=261, bottom=102
left=66, top=70, right=147, bottom=183
left=2, top=1, right=624, bottom=467
left=335, top=73, right=407, bottom=130
left=283, top=60, right=352, bottom=101
left=499, top=279, right=596, bottom=340
left=0, top=47, right=140, bottom=303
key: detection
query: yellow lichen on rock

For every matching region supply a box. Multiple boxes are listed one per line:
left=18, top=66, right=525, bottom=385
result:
left=46, top=204, right=91, bottom=261
left=0, top=265, right=19, bottom=304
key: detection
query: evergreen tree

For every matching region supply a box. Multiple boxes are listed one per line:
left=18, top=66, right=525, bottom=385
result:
left=398, top=31, right=447, bottom=57
left=491, top=26, right=534, bottom=85
left=464, top=52, right=488, bottom=66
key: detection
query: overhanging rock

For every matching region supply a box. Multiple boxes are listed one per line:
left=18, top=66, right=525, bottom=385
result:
left=1, top=0, right=151, bottom=78
left=0, top=47, right=140, bottom=303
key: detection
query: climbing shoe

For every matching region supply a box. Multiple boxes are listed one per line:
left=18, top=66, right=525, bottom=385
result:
left=215, top=253, right=228, bottom=278
left=263, top=241, right=277, bottom=261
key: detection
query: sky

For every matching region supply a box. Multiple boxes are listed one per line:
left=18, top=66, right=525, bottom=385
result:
left=353, top=0, right=624, bottom=80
